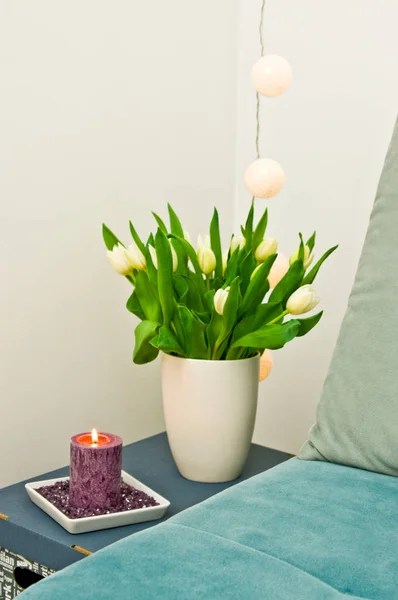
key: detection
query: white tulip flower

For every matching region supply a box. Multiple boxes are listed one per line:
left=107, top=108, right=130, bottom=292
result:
left=149, top=245, right=158, bottom=268
left=106, top=244, right=134, bottom=276
left=250, top=264, right=262, bottom=280
left=222, top=250, right=229, bottom=275
left=289, top=245, right=314, bottom=270
left=125, top=242, right=146, bottom=271
left=183, top=230, right=192, bottom=244
left=197, top=235, right=216, bottom=275
left=230, top=234, right=245, bottom=254
left=170, top=244, right=178, bottom=272
left=255, top=238, right=278, bottom=263
left=149, top=243, right=178, bottom=272
left=214, top=287, right=230, bottom=315
left=286, top=285, right=320, bottom=315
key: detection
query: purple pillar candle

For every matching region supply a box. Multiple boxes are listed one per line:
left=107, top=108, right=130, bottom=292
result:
left=69, top=430, right=123, bottom=510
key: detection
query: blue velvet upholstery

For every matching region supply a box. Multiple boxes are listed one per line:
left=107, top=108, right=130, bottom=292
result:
left=22, top=458, right=398, bottom=599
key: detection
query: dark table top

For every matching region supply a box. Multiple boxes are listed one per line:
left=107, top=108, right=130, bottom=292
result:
left=0, top=432, right=289, bottom=566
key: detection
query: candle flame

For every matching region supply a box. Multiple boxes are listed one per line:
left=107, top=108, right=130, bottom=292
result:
left=91, top=428, right=98, bottom=444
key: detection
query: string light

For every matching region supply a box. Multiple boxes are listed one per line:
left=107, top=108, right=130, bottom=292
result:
left=244, top=0, right=292, bottom=200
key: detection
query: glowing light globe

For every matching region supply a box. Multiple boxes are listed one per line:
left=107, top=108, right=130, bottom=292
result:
left=252, top=55, right=292, bottom=97
left=259, top=350, right=273, bottom=382
left=268, top=253, right=289, bottom=288
left=244, top=158, right=285, bottom=199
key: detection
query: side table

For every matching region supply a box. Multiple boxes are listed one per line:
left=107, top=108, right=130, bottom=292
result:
left=0, top=432, right=290, bottom=598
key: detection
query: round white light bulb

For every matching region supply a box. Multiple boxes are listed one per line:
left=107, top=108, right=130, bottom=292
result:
left=252, top=55, right=292, bottom=97
left=244, top=158, right=285, bottom=199
left=268, top=253, right=289, bottom=289
left=259, top=350, right=273, bottom=382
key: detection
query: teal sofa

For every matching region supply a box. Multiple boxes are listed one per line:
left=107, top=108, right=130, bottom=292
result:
left=22, top=118, right=398, bottom=599
left=21, top=459, right=398, bottom=599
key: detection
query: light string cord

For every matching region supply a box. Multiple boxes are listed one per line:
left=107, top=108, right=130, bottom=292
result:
left=255, top=0, right=266, bottom=160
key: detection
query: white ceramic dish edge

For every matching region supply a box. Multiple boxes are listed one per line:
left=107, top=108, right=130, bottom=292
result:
left=25, top=471, right=170, bottom=534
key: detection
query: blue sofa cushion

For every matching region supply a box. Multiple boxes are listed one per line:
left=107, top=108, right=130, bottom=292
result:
left=22, top=458, right=398, bottom=599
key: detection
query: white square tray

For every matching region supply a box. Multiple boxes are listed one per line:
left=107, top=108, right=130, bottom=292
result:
left=25, top=471, right=170, bottom=534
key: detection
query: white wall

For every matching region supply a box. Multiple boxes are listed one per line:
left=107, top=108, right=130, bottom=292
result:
left=0, top=0, right=238, bottom=486
left=2, top=0, right=398, bottom=488
left=236, top=0, right=398, bottom=454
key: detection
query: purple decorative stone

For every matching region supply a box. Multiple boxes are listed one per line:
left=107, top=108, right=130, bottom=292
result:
left=69, top=432, right=123, bottom=510
left=37, top=480, right=159, bottom=519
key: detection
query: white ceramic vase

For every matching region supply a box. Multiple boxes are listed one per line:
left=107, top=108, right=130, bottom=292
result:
left=161, top=353, right=260, bottom=483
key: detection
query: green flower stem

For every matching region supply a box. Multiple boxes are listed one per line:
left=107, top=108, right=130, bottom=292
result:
left=266, top=309, right=288, bottom=325
left=206, top=275, right=211, bottom=291
left=126, top=273, right=136, bottom=285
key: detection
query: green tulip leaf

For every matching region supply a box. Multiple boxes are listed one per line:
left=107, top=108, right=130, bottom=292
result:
left=135, top=271, right=162, bottom=323
left=231, top=302, right=283, bottom=344
left=177, top=305, right=208, bottom=359
left=142, top=242, right=158, bottom=287
left=225, top=247, right=240, bottom=285
left=222, top=277, right=241, bottom=332
left=152, top=212, right=168, bottom=234
left=204, top=289, right=216, bottom=313
left=174, top=275, right=203, bottom=311
left=102, top=224, right=123, bottom=251
left=155, top=228, right=174, bottom=326
left=269, top=260, right=305, bottom=306
left=207, top=309, right=224, bottom=358
left=168, top=204, right=184, bottom=238
left=212, top=278, right=241, bottom=359
left=210, top=208, right=223, bottom=279
left=150, top=325, right=186, bottom=357
left=239, top=251, right=257, bottom=296
left=252, top=207, right=268, bottom=250
left=170, top=234, right=207, bottom=295
left=298, top=233, right=305, bottom=262
left=133, top=320, right=160, bottom=364
left=210, top=277, right=224, bottom=292
left=296, top=310, right=323, bottom=337
left=171, top=238, right=188, bottom=275
left=306, top=231, right=316, bottom=253
left=126, top=291, right=146, bottom=320
left=232, top=320, right=300, bottom=351
left=302, top=245, right=338, bottom=285
left=173, top=275, right=189, bottom=302
left=184, top=276, right=205, bottom=311
left=239, top=253, right=277, bottom=316
left=193, top=310, right=211, bottom=325
left=129, top=221, right=146, bottom=255
left=244, top=201, right=254, bottom=249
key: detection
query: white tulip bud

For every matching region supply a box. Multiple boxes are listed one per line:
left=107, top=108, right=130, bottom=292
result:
left=197, top=234, right=216, bottom=275
left=149, top=245, right=158, bottom=269
left=214, top=287, right=230, bottom=315
left=183, top=230, right=192, bottom=244
left=149, top=242, right=178, bottom=272
left=255, top=238, right=278, bottom=263
left=125, top=243, right=146, bottom=271
left=250, top=264, right=262, bottom=280
left=222, top=250, right=229, bottom=275
left=171, top=244, right=178, bottom=272
left=230, top=234, right=245, bottom=253
left=286, top=285, right=320, bottom=315
left=106, top=244, right=134, bottom=276
left=268, top=254, right=289, bottom=288
left=289, top=245, right=314, bottom=269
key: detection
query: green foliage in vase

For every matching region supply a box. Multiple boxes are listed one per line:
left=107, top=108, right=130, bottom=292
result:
left=103, top=203, right=337, bottom=363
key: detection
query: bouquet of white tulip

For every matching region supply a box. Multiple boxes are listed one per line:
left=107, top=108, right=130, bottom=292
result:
left=103, top=203, right=337, bottom=364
